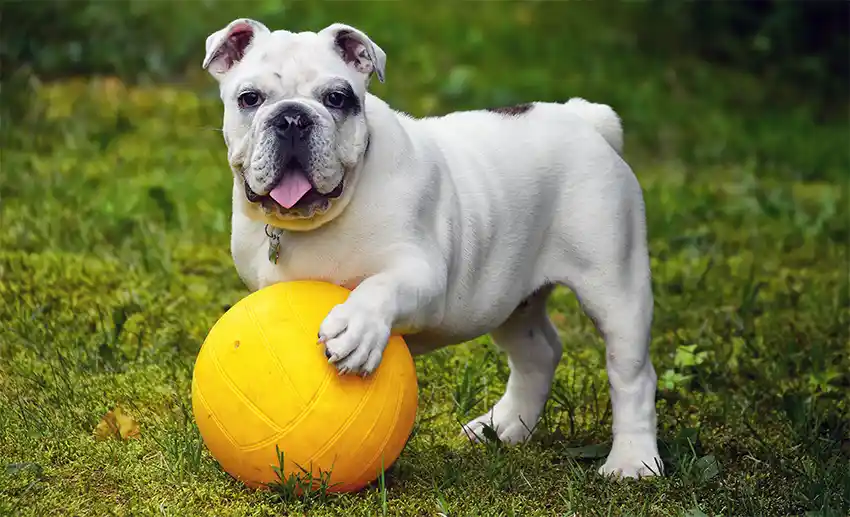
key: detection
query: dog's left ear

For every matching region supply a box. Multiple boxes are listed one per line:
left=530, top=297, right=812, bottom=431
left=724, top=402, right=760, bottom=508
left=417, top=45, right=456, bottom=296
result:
left=202, top=18, right=271, bottom=81
left=320, top=23, right=386, bottom=83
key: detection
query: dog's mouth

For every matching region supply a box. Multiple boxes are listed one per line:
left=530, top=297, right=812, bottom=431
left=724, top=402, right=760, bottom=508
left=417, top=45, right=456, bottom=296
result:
left=245, top=159, right=344, bottom=213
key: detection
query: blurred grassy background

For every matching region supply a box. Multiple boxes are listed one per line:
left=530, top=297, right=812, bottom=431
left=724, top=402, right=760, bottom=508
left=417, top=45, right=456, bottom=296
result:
left=0, top=1, right=848, bottom=516
left=1, top=0, right=848, bottom=181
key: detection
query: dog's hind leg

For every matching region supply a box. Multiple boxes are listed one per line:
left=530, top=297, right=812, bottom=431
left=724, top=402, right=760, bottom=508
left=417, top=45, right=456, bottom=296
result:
left=551, top=176, right=663, bottom=479
left=566, top=261, right=662, bottom=478
left=462, top=286, right=561, bottom=444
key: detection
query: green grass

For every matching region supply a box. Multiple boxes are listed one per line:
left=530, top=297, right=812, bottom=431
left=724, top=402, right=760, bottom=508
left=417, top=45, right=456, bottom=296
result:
left=1, top=2, right=848, bottom=516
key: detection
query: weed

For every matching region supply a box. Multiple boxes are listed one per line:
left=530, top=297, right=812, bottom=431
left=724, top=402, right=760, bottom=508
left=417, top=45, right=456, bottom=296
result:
left=451, top=359, right=487, bottom=419
left=265, top=445, right=340, bottom=507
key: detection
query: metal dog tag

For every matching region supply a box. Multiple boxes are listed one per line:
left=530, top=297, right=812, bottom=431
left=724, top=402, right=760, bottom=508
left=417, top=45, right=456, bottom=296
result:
left=265, top=225, right=282, bottom=264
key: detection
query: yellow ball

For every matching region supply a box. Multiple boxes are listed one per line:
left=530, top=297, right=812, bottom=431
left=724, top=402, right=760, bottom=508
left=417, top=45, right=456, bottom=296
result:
left=191, top=280, right=418, bottom=492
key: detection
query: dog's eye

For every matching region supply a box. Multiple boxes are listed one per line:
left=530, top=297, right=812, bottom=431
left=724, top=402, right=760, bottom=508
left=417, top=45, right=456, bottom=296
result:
left=238, top=91, right=263, bottom=109
left=324, top=92, right=347, bottom=109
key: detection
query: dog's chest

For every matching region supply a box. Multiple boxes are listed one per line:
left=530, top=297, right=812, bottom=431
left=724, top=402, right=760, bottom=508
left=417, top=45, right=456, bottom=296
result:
left=230, top=218, right=373, bottom=292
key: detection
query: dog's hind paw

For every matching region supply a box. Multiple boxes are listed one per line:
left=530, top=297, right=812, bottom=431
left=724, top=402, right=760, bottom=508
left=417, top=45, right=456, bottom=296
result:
left=460, top=399, right=538, bottom=445
left=598, top=433, right=663, bottom=479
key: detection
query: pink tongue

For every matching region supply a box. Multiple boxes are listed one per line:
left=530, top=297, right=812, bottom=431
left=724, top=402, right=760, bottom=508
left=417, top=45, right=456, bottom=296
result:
left=269, top=173, right=312, bottom=209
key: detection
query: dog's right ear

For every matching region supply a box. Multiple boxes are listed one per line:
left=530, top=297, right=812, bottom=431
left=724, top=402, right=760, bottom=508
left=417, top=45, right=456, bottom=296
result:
left=202, top=18, right=270, bottom=81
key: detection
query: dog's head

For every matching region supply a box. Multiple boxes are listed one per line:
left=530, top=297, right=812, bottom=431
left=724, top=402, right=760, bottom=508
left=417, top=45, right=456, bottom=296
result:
left=203, top=20, right=385, bottom=230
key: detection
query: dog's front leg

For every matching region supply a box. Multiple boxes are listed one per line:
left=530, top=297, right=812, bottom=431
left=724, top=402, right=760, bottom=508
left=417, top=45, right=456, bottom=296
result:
left=318, top=258, right=444, bottom=375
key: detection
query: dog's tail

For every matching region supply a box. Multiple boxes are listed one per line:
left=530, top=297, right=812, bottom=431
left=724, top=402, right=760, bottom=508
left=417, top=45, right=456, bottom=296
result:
left=563, top=97, right=623, bottom=155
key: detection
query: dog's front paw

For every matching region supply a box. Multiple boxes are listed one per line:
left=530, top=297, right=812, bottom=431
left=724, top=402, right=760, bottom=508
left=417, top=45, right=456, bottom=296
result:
left=598, top=433, right=663, bottom=479
left=318, top=302, right=391, bottom=375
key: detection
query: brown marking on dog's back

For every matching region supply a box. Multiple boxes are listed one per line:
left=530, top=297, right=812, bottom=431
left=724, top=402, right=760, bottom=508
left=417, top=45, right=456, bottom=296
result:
left=486, top=103, right=534, bottom=116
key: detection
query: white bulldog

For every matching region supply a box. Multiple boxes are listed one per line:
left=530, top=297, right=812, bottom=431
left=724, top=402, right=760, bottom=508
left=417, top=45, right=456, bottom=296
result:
left=202, top=19, right=662, bottom=478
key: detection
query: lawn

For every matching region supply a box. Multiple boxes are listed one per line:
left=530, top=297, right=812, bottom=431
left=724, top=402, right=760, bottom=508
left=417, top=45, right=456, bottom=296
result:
left=1, top=2, right=848, bottom=516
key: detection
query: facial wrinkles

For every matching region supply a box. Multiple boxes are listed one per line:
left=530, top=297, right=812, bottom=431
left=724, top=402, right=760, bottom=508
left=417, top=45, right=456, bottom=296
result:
left=219, top=30, right=371, bottom=226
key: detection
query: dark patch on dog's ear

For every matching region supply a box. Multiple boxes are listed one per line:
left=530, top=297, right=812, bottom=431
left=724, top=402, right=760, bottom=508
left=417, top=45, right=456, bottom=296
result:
left=487, top=103, right=534, bottom=116
left=321, top=23, right=387, bottom=83
left=202, top=18, right=270, bottom=81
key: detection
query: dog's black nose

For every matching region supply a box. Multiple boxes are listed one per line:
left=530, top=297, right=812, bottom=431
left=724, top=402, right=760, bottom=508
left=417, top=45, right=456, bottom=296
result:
left=271, top=105, right=313, bottom=138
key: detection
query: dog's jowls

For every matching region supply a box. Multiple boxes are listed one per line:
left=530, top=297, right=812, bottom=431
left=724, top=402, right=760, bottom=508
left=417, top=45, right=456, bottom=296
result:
left=203, top=18, right=662, bottom=478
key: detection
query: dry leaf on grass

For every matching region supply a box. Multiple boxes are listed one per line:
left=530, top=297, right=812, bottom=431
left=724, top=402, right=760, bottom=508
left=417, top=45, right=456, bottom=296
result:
left=93, top=406, right=140, bottom=441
